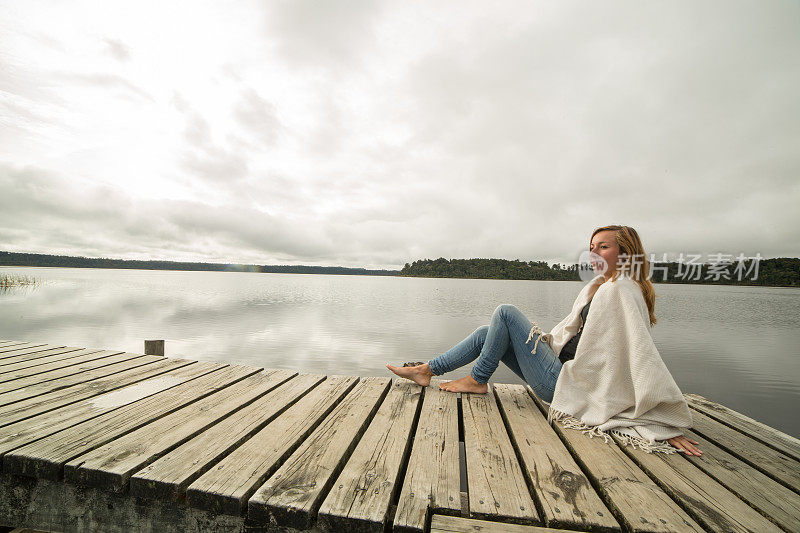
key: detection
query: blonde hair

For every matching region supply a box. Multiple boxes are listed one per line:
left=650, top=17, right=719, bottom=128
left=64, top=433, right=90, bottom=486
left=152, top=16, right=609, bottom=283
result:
left=591, top=225, right=658, bottom=326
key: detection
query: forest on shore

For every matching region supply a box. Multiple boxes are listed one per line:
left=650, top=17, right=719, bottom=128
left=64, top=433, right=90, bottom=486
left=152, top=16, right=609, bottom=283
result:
left=400, top=257, right=800, bottom=287
left=0, top=251, right=399, bottom=277
left=3, top=251, right=798, bottom=286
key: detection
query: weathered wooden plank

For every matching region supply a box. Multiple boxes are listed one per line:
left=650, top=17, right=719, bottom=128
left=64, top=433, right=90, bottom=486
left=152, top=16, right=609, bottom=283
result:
left=690, top=408, right=800, bottom=492
left=0, top=353, right=156, bottom=405
left=614, top=434, right=782, bottom=532
left=0, top=347, right=96, bottom=371
left=0, top=358, right=188, bottom=427
left=0, top=349, right=117, bottom=385
left=0, top=343, right=49, bottom=355
left=0, top=360, right=212, bottom=459
left=0, top=346, right=87, bottom=367
left=683, top=429, right=800, bottom=532
left=129, top=373, right=326, bottom=501
left=0, top=350, right=134, bottom=384
left=392, top=380, right=461, bottom=533
left=0, top=345, right=61, bottom=362
left=247, top=377, right=391, bottom=530
left=529, top=391, right=703, bottom=533
left=0, top=348, right=59, bottom=366
left=685, top=393, right=800, bottom=462
left=0, top=346, right=88, bottom=374
left=318, top=380, right=422, bottom=532
left=6, top=363, right=245, bottom=472
left=4, top=363, right=259, bottom=480
left=186, top=375, right=359, bottom=515
left=0, top=350, right=136, bottom=393
left=64, top=369, right=296, bottom=491
left=429, top=514, right=570, bottom=533
left=494, top=384, right=618, bottom=531
left=462, top=386, right=536, bottom=524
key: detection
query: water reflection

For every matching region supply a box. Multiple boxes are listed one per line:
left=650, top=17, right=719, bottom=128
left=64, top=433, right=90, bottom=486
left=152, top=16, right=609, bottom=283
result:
left=1, top=266, right=798, bottom=437
left=0, top=284, right=40, bottom=296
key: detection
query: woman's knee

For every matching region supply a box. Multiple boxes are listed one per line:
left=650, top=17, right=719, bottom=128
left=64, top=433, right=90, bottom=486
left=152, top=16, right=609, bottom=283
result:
left=473, top=325, right=489, bottom=341
left=493, top=303, right=519, bottom=319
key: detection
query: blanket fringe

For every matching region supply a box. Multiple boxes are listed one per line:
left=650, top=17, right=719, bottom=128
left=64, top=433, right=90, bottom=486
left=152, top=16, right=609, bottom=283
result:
left=526, top=322, right=550, bottom=354
left=548, top=407, right=679, bottom=454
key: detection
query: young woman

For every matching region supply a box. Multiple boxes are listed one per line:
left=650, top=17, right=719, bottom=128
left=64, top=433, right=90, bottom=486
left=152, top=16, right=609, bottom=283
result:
left=388, top=225, right=702, bottom=455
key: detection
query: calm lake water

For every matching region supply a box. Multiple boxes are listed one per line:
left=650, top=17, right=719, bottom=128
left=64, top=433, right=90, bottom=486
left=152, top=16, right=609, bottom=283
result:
left=2, top=266, right=799, bottom=437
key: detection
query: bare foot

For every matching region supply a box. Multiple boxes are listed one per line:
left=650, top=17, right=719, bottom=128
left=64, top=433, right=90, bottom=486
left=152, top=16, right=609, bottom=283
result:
left=386, top=363, right=433, bottom=387
left=439, top=375, right=488, bottom=394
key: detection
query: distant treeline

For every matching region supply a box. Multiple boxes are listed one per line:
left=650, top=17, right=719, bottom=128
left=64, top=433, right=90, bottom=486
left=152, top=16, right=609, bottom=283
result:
left=400, top=257, right=800, bottom=287
left=4, top=251, right=798, bottom=286
left=402, top=258, right=579, bottom=281
left=0, top=251, right=400, bottom=277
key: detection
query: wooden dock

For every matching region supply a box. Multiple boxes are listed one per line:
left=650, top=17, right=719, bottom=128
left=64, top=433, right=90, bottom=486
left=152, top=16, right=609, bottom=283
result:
left=0, top=339, right=798, bottom=532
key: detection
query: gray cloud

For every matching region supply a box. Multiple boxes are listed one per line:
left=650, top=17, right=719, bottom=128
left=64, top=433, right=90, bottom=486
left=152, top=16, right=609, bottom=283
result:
left=0, top=162, right=391, bottom=265
left=182, top=111, right=212, bottom=148
left=175, top=107, right=252, bottom=192
left=52, top=72, right=155, bottom=102
left=0, top=61, right=62, bottom=104
left=1, top=1, right=798, bottom=268
left=104, top=38, right=130, bottom=62
left=383, top=1, right=800, bottom=261
left=181, top=146, right=250, bottom=184
left=263, top=0, right=384, bottom=72
left=233, top=88, right=283, bottom=147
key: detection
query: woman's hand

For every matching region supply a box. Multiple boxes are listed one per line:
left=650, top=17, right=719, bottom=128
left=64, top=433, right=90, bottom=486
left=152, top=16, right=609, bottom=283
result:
left=667, top=435, right=702, bottom=456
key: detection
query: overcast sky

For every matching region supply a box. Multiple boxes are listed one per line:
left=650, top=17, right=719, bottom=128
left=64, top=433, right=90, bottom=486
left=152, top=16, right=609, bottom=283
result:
left=1, top=1, right=798, bottom=269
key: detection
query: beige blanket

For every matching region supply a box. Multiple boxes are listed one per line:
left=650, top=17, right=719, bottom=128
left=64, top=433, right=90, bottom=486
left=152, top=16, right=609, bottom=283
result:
left=533, top=273, right=693, bottom=453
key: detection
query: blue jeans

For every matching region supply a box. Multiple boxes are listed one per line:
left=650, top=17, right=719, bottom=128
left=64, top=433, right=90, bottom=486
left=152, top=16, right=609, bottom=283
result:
left=428, top=304, right=562, bottom=402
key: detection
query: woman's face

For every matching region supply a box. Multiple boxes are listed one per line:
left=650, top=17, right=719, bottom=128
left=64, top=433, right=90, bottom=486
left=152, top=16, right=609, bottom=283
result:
left=589, top=230, right=622, bottom=279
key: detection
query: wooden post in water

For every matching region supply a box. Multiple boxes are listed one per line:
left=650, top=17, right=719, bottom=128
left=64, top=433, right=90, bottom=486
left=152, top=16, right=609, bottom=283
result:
left=144, top=339, right=165, bottom=356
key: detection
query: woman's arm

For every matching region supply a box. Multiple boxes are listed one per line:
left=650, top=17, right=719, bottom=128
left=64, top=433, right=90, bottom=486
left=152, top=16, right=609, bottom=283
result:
left=667, top=435, right=702, bottom=456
